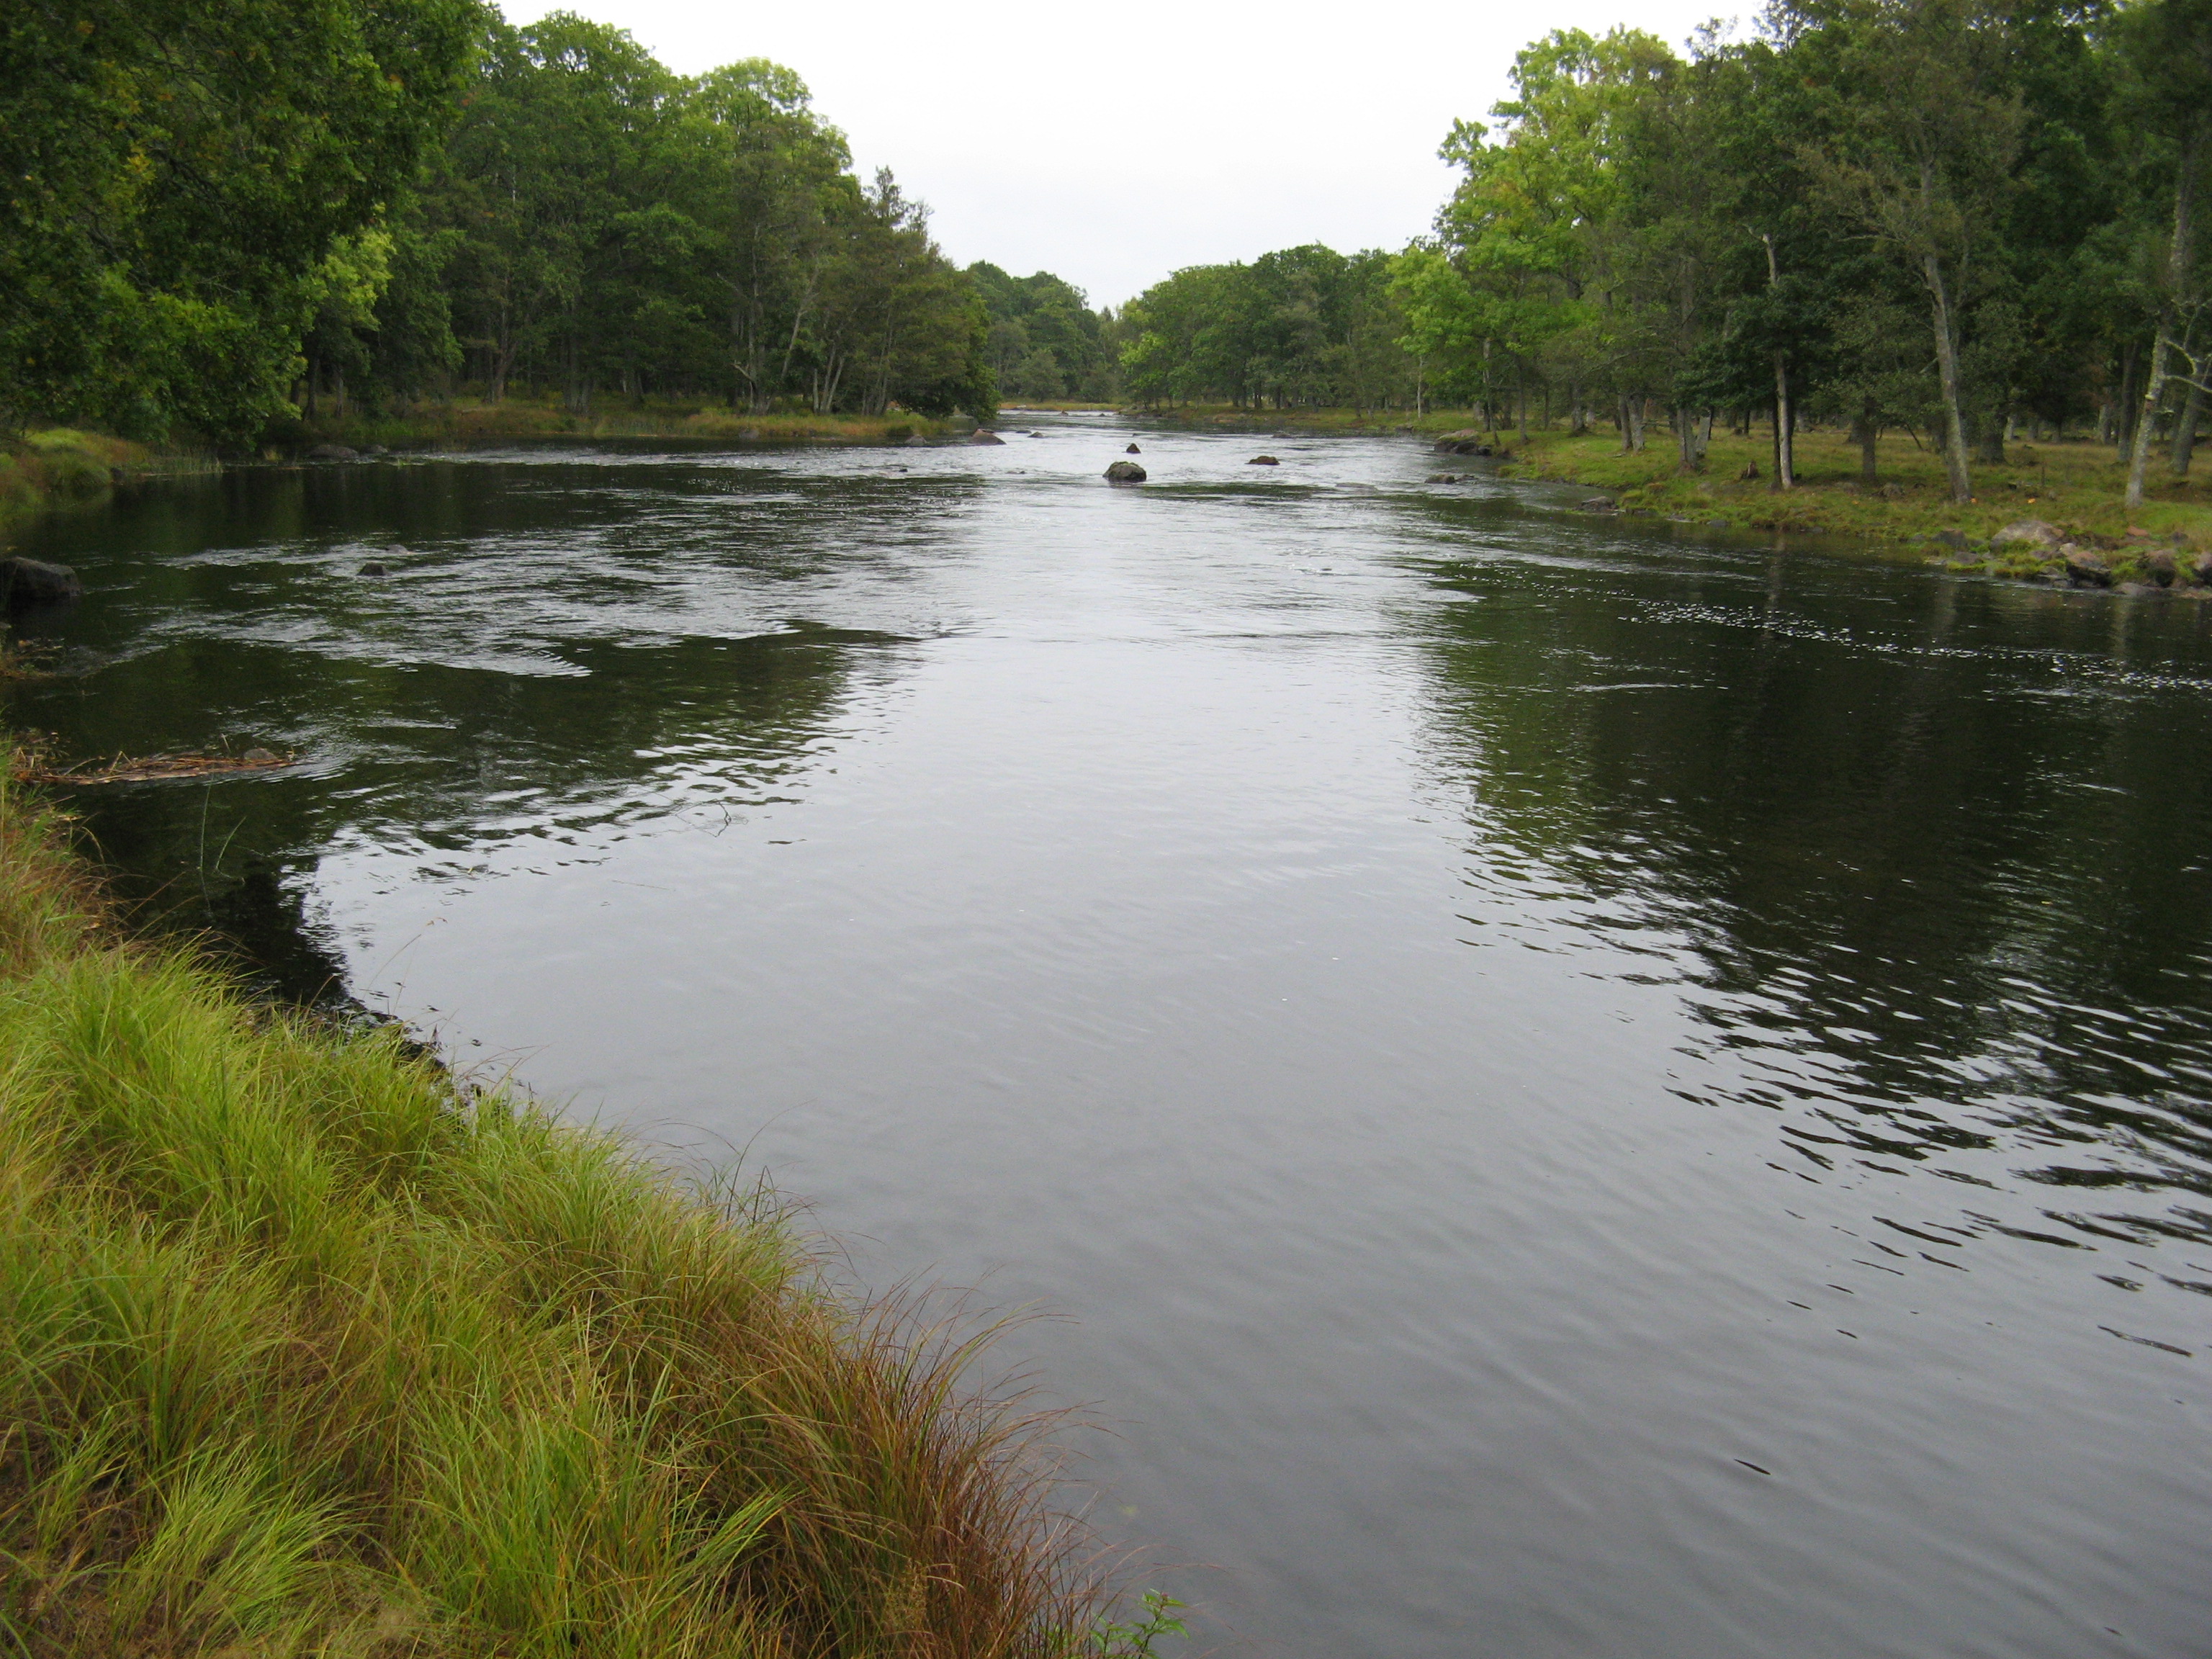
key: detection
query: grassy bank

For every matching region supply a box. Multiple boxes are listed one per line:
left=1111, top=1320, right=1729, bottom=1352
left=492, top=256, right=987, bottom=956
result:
left=295, top=398, right=968, bottom=452
left=1130, top=405, right=2212, bottom=558
left=1486, top=425, right=2212, bottom=553
left=0, top=780, right=1107, bottom=1656
left=1, top=431, right=216, bottom=526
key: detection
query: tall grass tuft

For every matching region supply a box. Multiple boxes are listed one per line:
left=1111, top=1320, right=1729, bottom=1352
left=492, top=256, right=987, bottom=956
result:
left=0, top=776, right=1110, bottom=1655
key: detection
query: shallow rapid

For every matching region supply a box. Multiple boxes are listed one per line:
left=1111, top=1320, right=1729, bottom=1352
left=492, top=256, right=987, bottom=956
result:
left=8, top=418, right=2211, bottom=1658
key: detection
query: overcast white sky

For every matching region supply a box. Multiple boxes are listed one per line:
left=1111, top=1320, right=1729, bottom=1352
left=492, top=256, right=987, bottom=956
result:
left=504, top=0, right=1732, bottom=310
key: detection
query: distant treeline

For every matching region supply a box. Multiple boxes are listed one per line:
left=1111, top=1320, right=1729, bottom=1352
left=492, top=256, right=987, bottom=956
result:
left=1122, top=0, right=2211, bottom=505
left=1, top=2, right=1128, bottom=445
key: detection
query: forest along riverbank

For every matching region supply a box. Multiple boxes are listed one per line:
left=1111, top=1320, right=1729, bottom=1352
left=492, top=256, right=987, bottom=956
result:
left=4, top=426, right=2206, bottom=1659
left=0, top=775, right=1113, bottom=1654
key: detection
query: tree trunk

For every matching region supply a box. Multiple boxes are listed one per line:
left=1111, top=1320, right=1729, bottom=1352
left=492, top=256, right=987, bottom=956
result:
left=1855, top=396, right=1879, bottom=482
left=1924, top=253, right=1974, bottom=504
left=2173, top=372, right=2205, bottom=477
left=2130, top=121, right=2200, bottom=508
left=1677, top=405, right=1701, bottom=473
left=1763, top=235, right=1794, bottom=490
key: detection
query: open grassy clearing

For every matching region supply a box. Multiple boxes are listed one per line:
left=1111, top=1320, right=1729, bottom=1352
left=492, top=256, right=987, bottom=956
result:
left=0, top=778, right=1114, bottom=1658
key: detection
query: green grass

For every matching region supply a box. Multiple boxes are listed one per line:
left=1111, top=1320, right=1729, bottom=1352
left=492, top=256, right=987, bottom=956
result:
left=1485, top=424, right=2212, bottom=553
left=0, top=779, right=1110, bottom=1657
left=1130, top=406, right=2212, bottom=557
left=0, top=431, right=215, bottom=525
left=298, top=399, right=967, bottom=453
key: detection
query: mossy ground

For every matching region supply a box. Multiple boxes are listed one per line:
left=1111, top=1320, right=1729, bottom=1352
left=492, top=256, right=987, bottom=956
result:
left=0, top=778, right=1111, bottom=1657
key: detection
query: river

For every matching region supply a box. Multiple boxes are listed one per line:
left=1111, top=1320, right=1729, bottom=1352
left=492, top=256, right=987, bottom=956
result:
left=6, top=416, right=2210, bottom=1658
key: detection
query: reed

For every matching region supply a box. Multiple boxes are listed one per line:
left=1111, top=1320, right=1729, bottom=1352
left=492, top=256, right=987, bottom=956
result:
left=0, top=778, right=1110, bottom=1657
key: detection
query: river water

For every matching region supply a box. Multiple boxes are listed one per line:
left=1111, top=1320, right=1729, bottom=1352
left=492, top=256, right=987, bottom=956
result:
left=6, top=418, right=2211, bottom=1658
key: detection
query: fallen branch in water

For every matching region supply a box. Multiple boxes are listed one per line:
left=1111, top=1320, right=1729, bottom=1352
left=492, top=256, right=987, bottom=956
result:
left=10, top=747, right=294, bottom=785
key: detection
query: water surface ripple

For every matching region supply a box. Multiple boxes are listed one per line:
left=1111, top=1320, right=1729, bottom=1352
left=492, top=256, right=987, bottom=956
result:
left=8, top=419, right=2211, bottom=1658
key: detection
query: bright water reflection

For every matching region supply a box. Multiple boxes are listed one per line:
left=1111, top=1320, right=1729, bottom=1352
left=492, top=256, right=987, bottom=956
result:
left=6, top=420, right=2211, bottom=1658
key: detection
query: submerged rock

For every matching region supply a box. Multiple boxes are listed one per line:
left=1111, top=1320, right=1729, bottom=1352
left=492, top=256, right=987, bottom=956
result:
left=1249, top=455, right=1280, bottom=465
left=1105, top=460, right=1147, bottom=483
left=1427, top=473, right=1460, bottom=483
left=0, top=557, right=84, bottom=610
left=359, top=562, right=390, bottom=577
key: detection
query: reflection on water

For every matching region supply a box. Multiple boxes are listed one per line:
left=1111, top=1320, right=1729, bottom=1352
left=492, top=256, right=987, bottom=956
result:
left=5, top=426, right=2209, bottom=1658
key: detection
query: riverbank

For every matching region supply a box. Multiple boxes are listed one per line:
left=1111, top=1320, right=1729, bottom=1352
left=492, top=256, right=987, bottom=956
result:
left=1133, top=405, right=2212, bottom=565
left=289, top=397, right=968, bottom=452
left=0, top=777, right=1102, bottom=1654
left=0, top=431, right=217, bottom=526
left=1485, top=426, right=2212, bottom=552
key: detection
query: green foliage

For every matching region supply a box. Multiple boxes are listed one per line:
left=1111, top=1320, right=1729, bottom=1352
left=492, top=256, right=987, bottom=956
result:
left=1093, top=1591, right=1188, bottom=1658
left=1, top=2, right=999, bottom=444
left=0, top=0, right=477, bottom=445
left=1121, top=246, right=1415, bottom=410
left=970, top=264, right=1118, bottom=401
left=1382, top=0, right=2212, bottom=491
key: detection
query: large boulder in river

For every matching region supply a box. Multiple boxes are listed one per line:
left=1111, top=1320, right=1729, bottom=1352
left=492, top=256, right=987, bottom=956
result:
left=967, top=430, right=1006, bottom=445
left=0, top=557, right=83, bottom=610
left=1105, top=460, right=1147, bottom=483
left=1991, top=518, right=2062, bottom=552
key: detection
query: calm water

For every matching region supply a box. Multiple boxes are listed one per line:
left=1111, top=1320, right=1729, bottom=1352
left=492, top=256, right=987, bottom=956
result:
left=6, top=421, right=2211, bottom=1658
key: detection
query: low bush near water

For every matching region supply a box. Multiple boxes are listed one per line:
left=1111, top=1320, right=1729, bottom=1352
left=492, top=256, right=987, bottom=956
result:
left=0, top=784, right=1106, bottom=1656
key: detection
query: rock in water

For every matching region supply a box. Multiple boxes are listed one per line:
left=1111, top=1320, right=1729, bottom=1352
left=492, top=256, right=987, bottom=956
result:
left=1581, top=495, right=1617, bottom=511
left=1990, top=518, right=2062, bottom=551
left=306, top=443, right=356, bottom=461
left=2062, top=545, right=2112, bottom=587
left=359, top=562, right=390, bottom=577
left=1125, top=442, right=1141, bottom=454
left=968, top=431, right=1006, bottom=445
left=1105, top=461, right=1147, bottom=483
left=240, top=747, right=279, bottom=763
left=904, top=433, right=930, bottom=446
left=0, top=557, right=84, bottom=610
left=1249, top=455, right=1280, bottom=465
